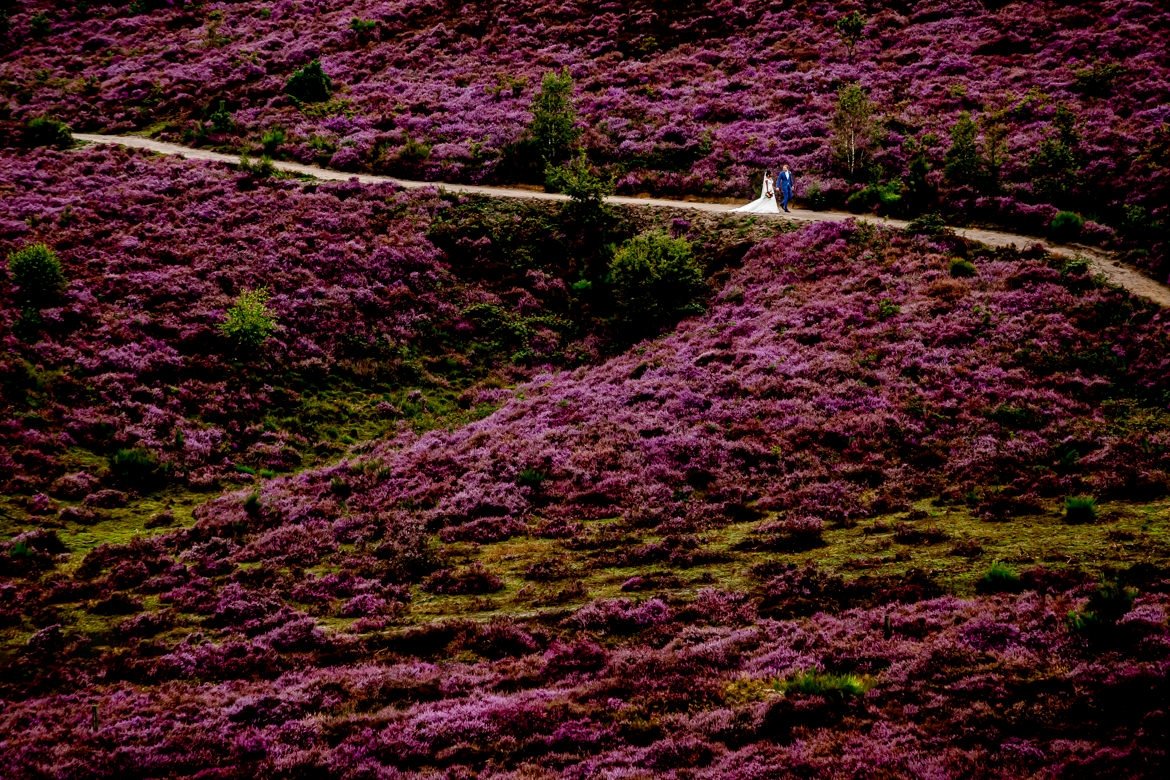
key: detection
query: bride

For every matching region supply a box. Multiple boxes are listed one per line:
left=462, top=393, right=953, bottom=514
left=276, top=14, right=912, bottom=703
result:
left=733, top=171, right=780, bottom=214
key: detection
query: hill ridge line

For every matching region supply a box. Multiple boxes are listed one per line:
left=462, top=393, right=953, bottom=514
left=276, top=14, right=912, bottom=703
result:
left=72, top=133, right=1170, bottom=308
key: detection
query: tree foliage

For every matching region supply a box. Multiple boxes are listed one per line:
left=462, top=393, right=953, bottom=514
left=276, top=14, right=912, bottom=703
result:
left=220, top=287, right=278, bottom=351
left=835, top=11, right=867, bottom=61
left=285, top=59, right=332, bottom=104
left=830, top=82, right=876, bottom=181
left=529, top=68, right=580, bottom=169
left=7, top=243, right=66, bottom=307
left=608, top=230, right=703, bottom=337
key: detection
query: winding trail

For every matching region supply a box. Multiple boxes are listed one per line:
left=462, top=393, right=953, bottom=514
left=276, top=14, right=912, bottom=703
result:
left=75, top=133, right=1170, bottom=308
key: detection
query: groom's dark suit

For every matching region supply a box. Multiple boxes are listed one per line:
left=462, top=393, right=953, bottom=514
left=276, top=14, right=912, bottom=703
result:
left=777, top=169, right=794, bottom=211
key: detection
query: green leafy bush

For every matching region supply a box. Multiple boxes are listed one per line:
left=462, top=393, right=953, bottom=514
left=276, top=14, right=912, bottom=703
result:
left=29, top=12, right=50, bottom=38
left=1063, top=495, right=1098, bottom=524
left=285, top=59, right=333, bottom=104
left=24, top=116, right=73, bottom=148
left=220, top=288, right=278, bottom=350
left=349, top=17, right=379, bottom=41
left=7, top=243, right=66, bottom=307
left=529, top=68, right=580, bottom=168
left=608, top=231, right=704, bottom=337
left=546, top=153, right=613, bottom=226
left=906, top=212, right=949, bottom=236
left=1048, top=211, right=1084, bottom=242
left=949, top=257, right=977, bottom=278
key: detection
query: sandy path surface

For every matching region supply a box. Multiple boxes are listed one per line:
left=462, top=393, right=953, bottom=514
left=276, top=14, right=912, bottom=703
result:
left=74, top=133, right=1170, bottom=308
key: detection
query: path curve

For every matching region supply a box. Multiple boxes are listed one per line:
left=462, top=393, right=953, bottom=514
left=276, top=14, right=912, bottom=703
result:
left=74, top=133, right=1170, bottom=308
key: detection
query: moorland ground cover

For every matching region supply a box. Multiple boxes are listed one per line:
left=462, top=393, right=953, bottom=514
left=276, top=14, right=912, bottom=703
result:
left=2, top=143, right=1169, bottom=777
left=2, top=0, right=1168, bottom=278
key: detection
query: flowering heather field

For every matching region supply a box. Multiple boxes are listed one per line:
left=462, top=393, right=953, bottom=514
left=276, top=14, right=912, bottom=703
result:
left=3, top=142, right=1170, bottom=775
left=3, top=0, right=1169, bottom=271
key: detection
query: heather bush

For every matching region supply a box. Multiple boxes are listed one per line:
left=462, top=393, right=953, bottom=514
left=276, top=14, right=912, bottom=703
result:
left=285, top=59, right=332, bottom=104
left=7, top=243, right=66, bottom=307
left=1048, top=211, right=1085, bottom=242
left=220, top=287, right=277, bottom=351
left=608, top=230, right=703, bottom=337
left=23, top=116, right=72, bottom=149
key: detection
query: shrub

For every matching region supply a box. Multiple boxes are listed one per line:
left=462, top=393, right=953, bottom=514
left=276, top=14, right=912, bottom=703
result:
left=977, top=561, right=1022, bottom=593
left=220, top=288, right=277, bottom=350
left=608, top=230, right=704, bottom=337
left=206, top=99, right=234, bottom=133
left=547, top=152, right=613, bottom=226
left=778, top=670, right=871, bottom=702
left=349, top=17, right=379, bottom=41
left=109, top=447, right=168, bottom=490
left=1048, top=211, right=1084, bottom=242
left=285, top=59, right=332, bottom=103
left=906, top=212, right=949, bottom=236
left=238, top=152, right=276, bottom=178
left=260, top=126, right=286, bottom=155
left=7, top=243, right=66, bottom=307
left=1068, top=579, right=1136, bottom=634
left=29, top=12, right=50, bottom=38
left=944, top=112, right=984, bottom=187
left=1064, top=495, right=1098, bottom=524
left=1073, top=61, right=1125, bottom=97
left=24, top=116, right=73, bottom=149
left=949, top=257, right=977, bottom=277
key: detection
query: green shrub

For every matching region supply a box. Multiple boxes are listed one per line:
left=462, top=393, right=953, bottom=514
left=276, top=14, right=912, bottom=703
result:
left=238, top=152, right=276, bottom=178
left=1073, top=61, right=1125, bottom=97
left=546, top=152, right=613, bottom=225
left=7, top=243, right=66, bottom=307
left=777, top=670, right=871, bottom=702
left=285, top=59, right=333, bottom=104
left=1068, top=579, right=1136, bottom=634
left=846, top=180, right=903, bottom=213
left=109, top=447, right=167, bottom=490
left=24, top=116, right=73, bottom=148
left=220, top=288, right=278, bottom=350
left=517, top=468, right=546, bottom=488
left=29, top=12, right=50, bottom=38
left=529, top=68, right=580, bottom=168
left=608, top=230, right=704, bottom=337
left=977, top=561, right=1021, bottom=593
left=1048, top=211, right=1084, bottom=242
left=1064, top=495, right=1098, bottom=524
left=906, top=212, right=949, bottom=236
left=949, top=257, right=977, bottom=277
left=877, top=298, right=900, bottom=320
left=261, top=126, right=286, bottom=155
left=349, top=17, right=379, bottom=41
left=206, top=99, right=235, bottom=133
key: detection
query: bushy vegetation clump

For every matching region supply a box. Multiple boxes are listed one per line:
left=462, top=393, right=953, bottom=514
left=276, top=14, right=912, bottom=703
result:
left=220, top=287, right=277, bottom=350
left=285, top=59, right=332, bottom=103
left=608, top=230, right=704, bottom=337
left=23, top=116, right=72, bottom=149
left=7, top=243, right=66, bottom=306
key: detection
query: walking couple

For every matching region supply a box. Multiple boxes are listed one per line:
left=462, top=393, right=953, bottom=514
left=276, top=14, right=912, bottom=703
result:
left=733, top=165, right=794, bottom=214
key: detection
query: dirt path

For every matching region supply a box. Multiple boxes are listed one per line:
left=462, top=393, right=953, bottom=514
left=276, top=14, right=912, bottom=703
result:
left=74, top=133, right=1170, bottom=308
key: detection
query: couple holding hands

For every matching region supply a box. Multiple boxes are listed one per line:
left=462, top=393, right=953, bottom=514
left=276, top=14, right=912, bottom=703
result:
left=733, top=164, right=795, bottom=214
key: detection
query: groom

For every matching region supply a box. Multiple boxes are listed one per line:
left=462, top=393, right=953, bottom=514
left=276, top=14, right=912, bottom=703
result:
left=777, top=164, right=794, bottom=212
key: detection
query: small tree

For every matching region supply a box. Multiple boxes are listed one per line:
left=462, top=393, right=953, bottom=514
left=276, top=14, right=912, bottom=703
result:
left=609, top=231, right=704, bottom=337
left=835, top=11, right=867, bottom=62
left=529, top=68, right=580, bottom=169
left=944, top=112, right=983, bottom=187
left=830, top=82, right=877, bottom=181
left=220, top=287, right=277, bottom=351
left=546, top=152, right=613, bottom=226
left=7, top=243, right=66, bottom=307
left=980, top=114, right=1010, bottom=192
left=285, top=59, right=332, bottom=104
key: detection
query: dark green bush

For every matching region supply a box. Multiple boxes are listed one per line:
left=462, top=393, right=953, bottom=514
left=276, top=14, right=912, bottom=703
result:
left=949, top=257, right=977, bottom=277
left=1073, top=61, right=1125, bottom=97
left=285, top=59, right=333, bottom=104
left=846, top=180, right=902, bottom=214
left=609, top=230, right=704, bottom=337
left=546, top=153, right=613, bottom=226
left=349, top=17, right=378, bottom=41
left=29, top=12, right=50, bottom=38
left=529, top=68, right=580, bottom=168
left=109, top=447, right=167, bottom=490
left=1068, top=579, right=1136, bottom=634
left=1048, top=211, right=1084, bottom=242
left=906, top=212, right=949, bottom=236
left=1063, top=495, right=1098, bottom=524
left=24, top=116, right=73, bottom=149
left=7, top=243, right=66, bottom=307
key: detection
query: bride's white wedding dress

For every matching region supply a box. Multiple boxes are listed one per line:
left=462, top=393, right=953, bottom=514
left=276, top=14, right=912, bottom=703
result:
left=733, top=175, right=780, bottom=214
